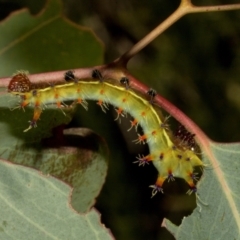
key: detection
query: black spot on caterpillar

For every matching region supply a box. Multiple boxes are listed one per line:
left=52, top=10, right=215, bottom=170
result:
left=64, top=70, right=76, bottom=82
left=147, top=88, right=157, bottom=104
left=92, top=69, right=103, bottom=82
left=120, top=77, right=130, bottom=89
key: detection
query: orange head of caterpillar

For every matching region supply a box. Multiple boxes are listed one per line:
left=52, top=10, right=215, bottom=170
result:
left=8, top=71, right=31, bottom=93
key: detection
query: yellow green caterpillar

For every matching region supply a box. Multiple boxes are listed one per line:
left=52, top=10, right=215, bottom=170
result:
left=8, top=70, right=203, bottom=196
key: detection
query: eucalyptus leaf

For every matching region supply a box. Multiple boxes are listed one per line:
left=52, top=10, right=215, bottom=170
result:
left=0, top=159, right=113, bottom=240
left=165, top=141, right=240, bottom=239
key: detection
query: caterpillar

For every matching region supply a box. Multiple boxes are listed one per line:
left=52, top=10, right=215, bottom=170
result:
left=8, top=70, right=204, bottom=197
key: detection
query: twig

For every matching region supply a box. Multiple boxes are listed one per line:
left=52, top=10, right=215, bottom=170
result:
left=116, top=0, right=240, bottom=66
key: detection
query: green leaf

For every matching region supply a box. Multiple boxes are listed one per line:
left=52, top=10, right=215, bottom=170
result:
left=0, top=0, right=103, bottom=76
left=165, top=141, right=240, bottom=239
left=0, top=159, right=113, bottom=240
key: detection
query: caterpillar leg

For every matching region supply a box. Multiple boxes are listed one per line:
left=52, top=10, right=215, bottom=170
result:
left=149, top=176, right=165, bottom=197
left=24, top=107, right=42, bottom=132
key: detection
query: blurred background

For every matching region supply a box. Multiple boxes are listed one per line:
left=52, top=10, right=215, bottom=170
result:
left=0, top=0, right=240, bottom=239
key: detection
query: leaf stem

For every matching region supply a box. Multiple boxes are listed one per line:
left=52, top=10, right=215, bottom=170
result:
left=116, top=0, right=240, bottom=66
left=115, top=6, right=187, bottom=67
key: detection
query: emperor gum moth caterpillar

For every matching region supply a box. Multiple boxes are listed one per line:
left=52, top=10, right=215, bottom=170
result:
left=8, top=70, right=204, bottom=197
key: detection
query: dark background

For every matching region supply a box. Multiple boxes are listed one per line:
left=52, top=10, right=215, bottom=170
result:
left=1, top=0, right=240, bottom=239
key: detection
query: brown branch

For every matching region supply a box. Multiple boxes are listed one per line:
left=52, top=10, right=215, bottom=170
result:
left=189, top=3, right=240, bottom=13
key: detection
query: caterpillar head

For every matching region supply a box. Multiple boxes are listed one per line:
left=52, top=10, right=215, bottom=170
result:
left=8, top=71, right=31, bottom=93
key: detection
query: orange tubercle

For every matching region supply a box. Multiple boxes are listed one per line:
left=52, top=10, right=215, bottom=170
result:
left=77, top=98, right=83, bottom=104
left=20, top=100, right=29, bottom=109
left=128, top=118, right=138, bottom=131
left=33, top=107, right=42, bottom=122
left=54, top=93, right=59, bottom=99
left=56, top=101, right=62, bottom=108
left=115, top=107, right=123, bottom=115
left=97, top=99, right=103, bottom=105
left=149, top=176, right=165, bottom=196
left=97, top=100, right=109, bottom=113
left=122, top=97, right=127, bottom=103
left=34, top=100, right=41, bottom=108
left=133, top=134, right=147, bottom=144
left=156, top=176, right=165, bottom=188
left=141, top=111, right=146, bottom=117
left=115, top=107, right=125, bottom=120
